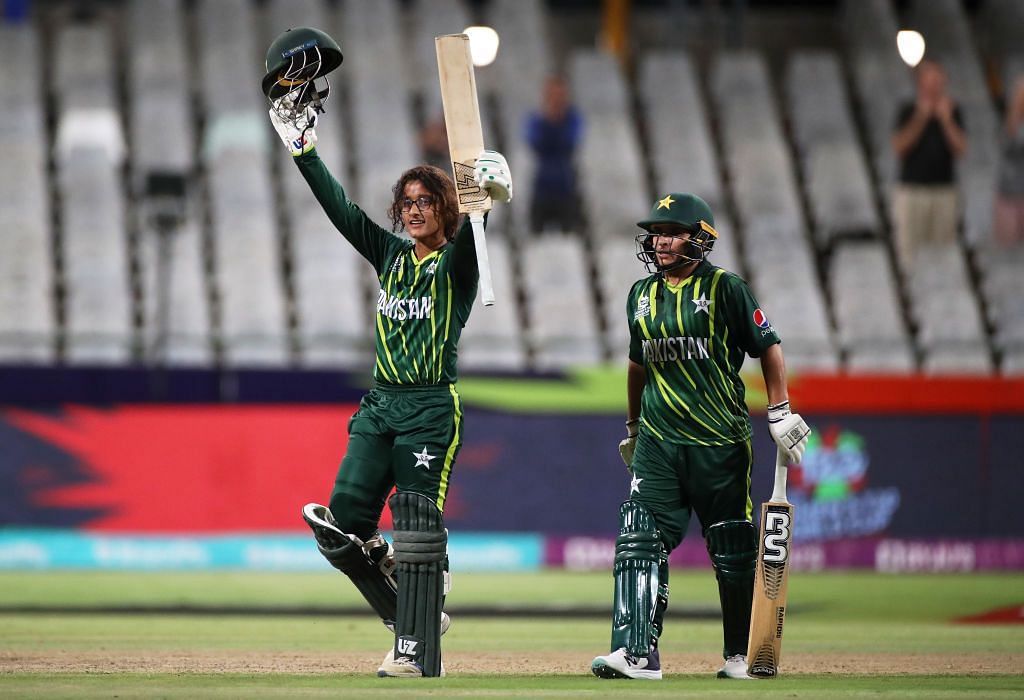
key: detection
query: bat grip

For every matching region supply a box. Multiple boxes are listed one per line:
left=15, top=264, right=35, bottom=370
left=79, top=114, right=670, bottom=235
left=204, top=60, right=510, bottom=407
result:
left=469, top=214, right=494, bottom=306
left=771, top=447, right=790, bottom=504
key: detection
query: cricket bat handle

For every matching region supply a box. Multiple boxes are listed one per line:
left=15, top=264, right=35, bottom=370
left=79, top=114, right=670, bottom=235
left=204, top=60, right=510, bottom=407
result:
left=770, top=447, right=789, bottom=504
left=470, top=213, right=495, bottom=306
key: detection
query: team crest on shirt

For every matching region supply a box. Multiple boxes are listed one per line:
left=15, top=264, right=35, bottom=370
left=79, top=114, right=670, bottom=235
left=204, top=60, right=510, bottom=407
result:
left=425, top=260, right=437, bottom=275
left=692, top=293, right=711, bottom=314
left=634, top=295, right=651, bottom=320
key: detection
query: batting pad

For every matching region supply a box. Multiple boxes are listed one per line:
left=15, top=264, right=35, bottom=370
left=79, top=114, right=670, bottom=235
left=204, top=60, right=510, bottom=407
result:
left=611, top=500, right=664, bottom=657
left=706, top=519, right=757, bottom=657
left=302, top=504, right=397, bottom=625
left=389, top=492, right=447, bottom=677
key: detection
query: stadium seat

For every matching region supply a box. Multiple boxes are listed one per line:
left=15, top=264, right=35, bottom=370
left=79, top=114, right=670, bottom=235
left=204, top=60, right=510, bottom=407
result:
left=639, top=51, right=723, bottom=211
left=458, top=236, right=528, bottom=372
left=570, top=50, right=648, bottom=242
left=521, top=234, right=603, bottom=368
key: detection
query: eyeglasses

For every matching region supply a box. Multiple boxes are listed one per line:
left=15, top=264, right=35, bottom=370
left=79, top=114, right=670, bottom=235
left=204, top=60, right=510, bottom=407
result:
left=400, top=195, right=435, bottom=212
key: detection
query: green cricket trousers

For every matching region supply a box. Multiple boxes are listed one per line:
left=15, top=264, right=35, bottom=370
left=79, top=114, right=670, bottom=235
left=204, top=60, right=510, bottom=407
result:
left=329, top=383, right=464, bottom=540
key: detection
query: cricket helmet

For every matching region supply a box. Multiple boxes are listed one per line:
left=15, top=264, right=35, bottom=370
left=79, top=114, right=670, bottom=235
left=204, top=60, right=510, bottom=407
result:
left=262, top=27, right=343, bottom=125
left=635, top=192, right=717, bottom=273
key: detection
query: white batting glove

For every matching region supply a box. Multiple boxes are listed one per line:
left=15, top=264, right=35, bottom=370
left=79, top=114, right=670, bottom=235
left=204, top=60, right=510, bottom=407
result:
left=618, top=419, right=639, bottom=470
left=269, top=100, right=318, bottom=157
left=474, top=149, right=513, bottom=202
left=767, top=401, right=811, bottom=464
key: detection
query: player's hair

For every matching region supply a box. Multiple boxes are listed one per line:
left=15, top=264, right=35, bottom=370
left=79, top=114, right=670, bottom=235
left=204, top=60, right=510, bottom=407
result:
left=389, top=165, right=460, bottom=242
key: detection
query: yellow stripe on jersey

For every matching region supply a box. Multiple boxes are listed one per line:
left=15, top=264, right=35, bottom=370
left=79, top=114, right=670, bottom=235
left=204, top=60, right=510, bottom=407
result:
left=376, top=312, right=401, bottom=380
left=649, top=366, right=709, bottom=444
left=375, top=356, right=394, bottom=383
left=429, top=270, right=438, bottom=380
left=705, top=269, right=742, bottom=411
left=640, top=417, right=665, bottom=440
left=743, top=438, right=754, bottom=521
left=654, top=368, right=729, bottom=442
left=707, top=269, right=724, bottom=349
left=436, top=384, right=463, bottom=511
left=436, top=274, right=454, bottom=383
left=692, top=270, right=740, bottom=422
left=649, top=281, right=658, bottom=318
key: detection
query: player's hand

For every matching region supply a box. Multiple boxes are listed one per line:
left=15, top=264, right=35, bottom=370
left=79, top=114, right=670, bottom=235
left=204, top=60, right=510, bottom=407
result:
left=474, top=149, right=513, bottom=202
left=767, top=401, right=811, bottom=464
left=618, top=419, right=639, bottom=470
left=269, top=99, right=318, bottom=157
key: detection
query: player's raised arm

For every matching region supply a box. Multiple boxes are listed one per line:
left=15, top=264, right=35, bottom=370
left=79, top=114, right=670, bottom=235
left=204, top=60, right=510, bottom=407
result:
left=263, top=27, right=400, bottom=273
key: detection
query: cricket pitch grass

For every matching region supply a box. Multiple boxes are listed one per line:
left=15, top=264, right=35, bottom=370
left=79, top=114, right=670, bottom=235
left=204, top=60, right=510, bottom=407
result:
left=1, top=570, right=1022, bottom=698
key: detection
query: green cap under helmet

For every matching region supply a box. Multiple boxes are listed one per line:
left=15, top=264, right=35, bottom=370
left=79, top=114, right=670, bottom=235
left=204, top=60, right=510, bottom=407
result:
left=637, top=192, right=715, bottom=231
left=635, top=193, right=718, bottom=272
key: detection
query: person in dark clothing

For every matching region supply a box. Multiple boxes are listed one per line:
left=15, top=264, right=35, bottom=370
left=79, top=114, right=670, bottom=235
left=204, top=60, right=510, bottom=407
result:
left=890, top=59, right=967, bottom=270
left=524, top=75, right=584, bottom=234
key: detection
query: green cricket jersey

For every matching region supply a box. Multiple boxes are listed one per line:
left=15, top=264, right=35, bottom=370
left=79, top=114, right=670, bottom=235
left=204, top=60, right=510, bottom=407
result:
left=296, top=150, right=478, bottom=385
left=627, top=261, right=780, bottom=446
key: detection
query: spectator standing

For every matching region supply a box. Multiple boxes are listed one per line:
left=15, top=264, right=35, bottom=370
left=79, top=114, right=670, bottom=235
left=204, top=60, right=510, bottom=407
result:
left=525, top=75, right=584, bottom=234
left=890, top=59, right=967, bottom=269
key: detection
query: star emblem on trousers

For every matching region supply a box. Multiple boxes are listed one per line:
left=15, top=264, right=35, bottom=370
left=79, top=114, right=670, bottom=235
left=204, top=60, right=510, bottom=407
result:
left=692, top=293, right=711, bottom=314
left=630, top=474, right=643, bottom=494
left=413, top=446, right=437, bottom=469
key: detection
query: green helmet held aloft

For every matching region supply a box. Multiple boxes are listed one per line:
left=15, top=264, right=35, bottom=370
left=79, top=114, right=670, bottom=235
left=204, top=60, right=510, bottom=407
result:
left=635, top=193, right=718, bottom=273
left=261, top=26, right=343, bottom=99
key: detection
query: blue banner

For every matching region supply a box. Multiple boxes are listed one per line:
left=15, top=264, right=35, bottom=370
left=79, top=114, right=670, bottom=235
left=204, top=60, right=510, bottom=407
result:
left=0, top=530, right=544, bottom=572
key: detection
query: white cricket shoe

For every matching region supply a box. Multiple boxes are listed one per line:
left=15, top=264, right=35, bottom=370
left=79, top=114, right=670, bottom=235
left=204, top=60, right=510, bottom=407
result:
left=717, top=654, right=753, bottom=679
left=377, top=612, right=451, bottom=677
left=591, top=647, right=662, bottom=680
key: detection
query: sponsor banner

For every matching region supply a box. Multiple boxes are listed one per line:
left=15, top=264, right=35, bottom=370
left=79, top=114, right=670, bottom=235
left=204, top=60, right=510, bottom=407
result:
left=1, top=406, right=1022, bottom=540
left=0, top=530, right=544, bottom=572
left=547, top=536, right=1024, bottom=572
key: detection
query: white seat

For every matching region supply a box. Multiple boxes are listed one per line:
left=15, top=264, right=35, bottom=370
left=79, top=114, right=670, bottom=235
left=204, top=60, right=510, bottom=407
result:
left=459, top=237, right=528, bottom=372
left=570, top=50, right=648, bottom=241
left=521, top=234, right=603, bottom=368
left=640, top=51, right=723, bottom=209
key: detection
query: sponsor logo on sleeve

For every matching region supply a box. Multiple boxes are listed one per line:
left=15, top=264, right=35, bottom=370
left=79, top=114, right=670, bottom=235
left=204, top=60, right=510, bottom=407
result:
left=753, top=308, right=775, bottom=336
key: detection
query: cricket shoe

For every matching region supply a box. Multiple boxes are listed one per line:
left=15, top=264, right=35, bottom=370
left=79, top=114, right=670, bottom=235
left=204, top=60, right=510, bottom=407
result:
left=717, top=654, right=753, bottom=679
left=591, top=647, right=662, bottom=680
left=301, top=503, right=350, bottom=550
left=377, top=613, right=451, bottom=678
left=376, top=656, right=446, bottom=678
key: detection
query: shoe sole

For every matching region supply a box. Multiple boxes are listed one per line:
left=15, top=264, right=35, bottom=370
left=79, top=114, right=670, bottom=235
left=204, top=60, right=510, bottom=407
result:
left=377, top=663, right=446, bottom=678
left=301, top=504, right=347, bottom=549
left=717, top=670, right=754, bottom=679
left=591, top=660, right=661, bottom=680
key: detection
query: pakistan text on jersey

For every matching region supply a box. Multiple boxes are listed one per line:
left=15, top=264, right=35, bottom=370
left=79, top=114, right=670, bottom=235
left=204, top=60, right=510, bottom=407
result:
left=376, top=290, right=434, bottom=321
left=642, top=336, right=710, bottom=363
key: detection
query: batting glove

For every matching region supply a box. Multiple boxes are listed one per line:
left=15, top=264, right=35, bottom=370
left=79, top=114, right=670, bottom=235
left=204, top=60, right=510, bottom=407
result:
left=618, top=419, right=639, bottom=470
left=474, top=149, right=513, bottom=202
left=269, top=100, right=318, bottom=157
left=767, top=401, right=811, bottom=464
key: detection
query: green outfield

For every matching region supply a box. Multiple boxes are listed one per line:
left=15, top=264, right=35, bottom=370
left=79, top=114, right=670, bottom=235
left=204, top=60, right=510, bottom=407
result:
left=1, top=570, right=1022, bottom=698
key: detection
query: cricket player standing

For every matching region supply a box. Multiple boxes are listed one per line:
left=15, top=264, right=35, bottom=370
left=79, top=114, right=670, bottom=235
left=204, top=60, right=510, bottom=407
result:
left=268, top=92, right=511, bottom=677
left=591, top=193, right=810, bottom=680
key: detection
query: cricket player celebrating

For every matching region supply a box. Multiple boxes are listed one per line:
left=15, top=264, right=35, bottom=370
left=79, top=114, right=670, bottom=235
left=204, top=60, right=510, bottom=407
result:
left=590, top=193, right=810, bottom=680
left=263, top=27, right=512, bottom=679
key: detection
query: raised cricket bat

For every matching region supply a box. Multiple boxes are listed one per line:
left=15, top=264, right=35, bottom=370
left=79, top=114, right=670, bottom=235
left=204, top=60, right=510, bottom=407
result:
left=435, top=33, right=495, bottom=306
left=747, top=447, right=795, bottom=678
